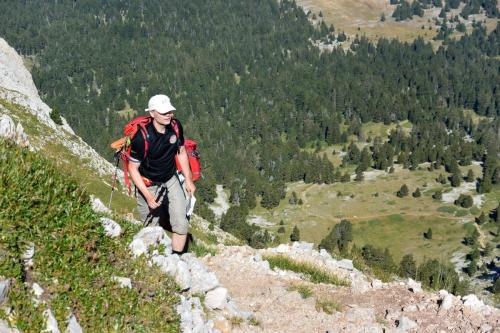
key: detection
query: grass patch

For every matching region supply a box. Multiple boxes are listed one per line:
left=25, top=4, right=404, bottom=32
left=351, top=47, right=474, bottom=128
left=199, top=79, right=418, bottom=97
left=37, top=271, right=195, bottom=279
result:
left=188, top=240, right=217, bottom=257
left=263, top=254, right=350, bottom=286
left=287, top=283, right=314, bottom=299
left=455, top=209, right=469, bottom=217
left=0, top=140, right=179, bottom=332
left=315, top=298, right=342, bottom=314
left=437, top=206, right=457, bottom=214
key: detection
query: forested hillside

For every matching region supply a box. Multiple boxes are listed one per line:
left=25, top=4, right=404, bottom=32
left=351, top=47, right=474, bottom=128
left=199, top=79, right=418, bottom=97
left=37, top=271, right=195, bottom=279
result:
left=0, top=0, right=498, bottom=246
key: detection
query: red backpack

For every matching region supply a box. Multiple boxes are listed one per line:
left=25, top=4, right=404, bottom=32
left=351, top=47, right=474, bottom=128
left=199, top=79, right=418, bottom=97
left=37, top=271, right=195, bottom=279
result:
left=111, top=115, right=201, bottom=193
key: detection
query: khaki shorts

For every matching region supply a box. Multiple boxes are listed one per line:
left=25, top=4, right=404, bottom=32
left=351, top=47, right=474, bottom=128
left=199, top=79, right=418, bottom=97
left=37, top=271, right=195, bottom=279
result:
left=135, top=175, right=189, bottom=234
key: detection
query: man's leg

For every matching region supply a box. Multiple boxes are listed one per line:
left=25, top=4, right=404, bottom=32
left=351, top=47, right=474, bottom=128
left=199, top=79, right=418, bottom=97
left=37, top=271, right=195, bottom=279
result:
left=171, top=233, right=188, bottom=252
left=136, top=184, right=163, bottom=226
left=166, top=175, right=189, bottom=253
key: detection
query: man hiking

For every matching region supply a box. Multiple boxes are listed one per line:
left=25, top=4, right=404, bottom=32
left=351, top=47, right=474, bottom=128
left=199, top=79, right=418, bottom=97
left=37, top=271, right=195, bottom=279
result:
left=128, top=94, right=196, bottom=255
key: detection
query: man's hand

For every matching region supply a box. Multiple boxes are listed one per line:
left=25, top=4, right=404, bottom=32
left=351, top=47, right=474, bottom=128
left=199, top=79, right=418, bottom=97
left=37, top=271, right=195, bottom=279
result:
left=185, top=178, right=196, bottom=195
left=145, top=192, right=161, bottom=209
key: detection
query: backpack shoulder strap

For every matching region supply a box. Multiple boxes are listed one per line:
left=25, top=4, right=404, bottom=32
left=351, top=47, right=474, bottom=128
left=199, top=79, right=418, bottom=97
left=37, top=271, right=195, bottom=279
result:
left=171, top=119, right=180, bottom=138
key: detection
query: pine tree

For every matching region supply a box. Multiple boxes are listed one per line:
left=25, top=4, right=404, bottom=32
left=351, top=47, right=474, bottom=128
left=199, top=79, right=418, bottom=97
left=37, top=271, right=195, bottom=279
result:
left=412, top=187, right=421, bottom=198
left=397, top=184, right=409, bottom=197
left=476, top=211, right=487, bottom=225
left=432, top=190, right=442, bottom=200
left=466, top=169, right=475, bottom=182
left=399, top=254, right=417, bottom=278
left=50, top=108, right=63, bottom=125
left=450, top=171, right=461, bottom=187
left=290, top=225, right=300, bottom=242
left=425, top=228, right=433, bottom=240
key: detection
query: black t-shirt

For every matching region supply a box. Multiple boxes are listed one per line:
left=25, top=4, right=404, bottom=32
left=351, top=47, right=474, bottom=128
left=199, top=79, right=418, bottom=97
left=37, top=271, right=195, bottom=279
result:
left=129, top=120, right=184, bottom=183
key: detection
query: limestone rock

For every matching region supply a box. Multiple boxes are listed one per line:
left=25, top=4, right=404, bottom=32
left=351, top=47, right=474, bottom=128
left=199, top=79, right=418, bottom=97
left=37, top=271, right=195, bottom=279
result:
left=396, top=316, right=418, bottom=332
left=184, top=256, right=220, bottom=293
left=462, top=294, right=484, bottom=311
left=0, top=114, right=15, bottom=140
left=336, top=259, right=354, bottom=271
left=129, top=227, right=171, bottom=257
left=65, top=314, right=83, bottom=333
left=205, top=287, right=228, bottom=310
left=438, top=293, right=454, bottom=314
left=0, top=319, right=20, bottom=333
left=371, top=279, right=384, bottom=289
left=177, top=296, right=213, bottom=333
left=406, top=278, right=422, bottom=293
left=22, top=242, right=35, bottom=268
left=44, top=309, right=61, bottom=333
left=175, top=260, right=191, bottom=291
left=100, top=217, right=122, bottom=238
left=90, top=196, right=112, bottom=215
left=32, top=283, right=44, bottom=298
left=112, top=276, right=132, bottom=289
left=151, top=254, right=179, bottom=276
left=402, top=304, right=417, bottom=312
left=0, top=279, right=10, bottom=304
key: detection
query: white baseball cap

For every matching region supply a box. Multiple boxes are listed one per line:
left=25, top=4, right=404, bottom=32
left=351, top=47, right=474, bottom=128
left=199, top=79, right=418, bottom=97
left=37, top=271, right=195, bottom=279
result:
left=145, top=94, right=176, bottom=114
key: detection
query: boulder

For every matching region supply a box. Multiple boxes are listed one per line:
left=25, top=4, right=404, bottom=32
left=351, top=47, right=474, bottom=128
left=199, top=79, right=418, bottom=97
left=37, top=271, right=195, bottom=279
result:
left=462, top=294, right=484, bottom=312
left=205, top=287, right=228, bottom=310
left=396, top=316, right=418, bottom=332
left=100, top=217, right=122, bottom=238
left=187, top=258, right=220, bottom=293
left=291, top=242, right=314, bottom=252
left=371, top=279, right=384, bottom=289
left=151, top=254, right=179, bottom=276
left=438, top=293, right=454, bottom=314
left=0, top=115, right=15, bottom=141
left=336, top=259, right=354, bottom=271
left=129, top=227, right=170, bottom=257
left=175, top=260, right=191, bottom=291
left=406, top=278, right=422, bottom=293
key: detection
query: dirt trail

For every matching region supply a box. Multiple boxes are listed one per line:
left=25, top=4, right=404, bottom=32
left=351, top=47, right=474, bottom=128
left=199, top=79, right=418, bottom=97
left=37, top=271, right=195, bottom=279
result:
left=201, top=244, right=499, bottom=333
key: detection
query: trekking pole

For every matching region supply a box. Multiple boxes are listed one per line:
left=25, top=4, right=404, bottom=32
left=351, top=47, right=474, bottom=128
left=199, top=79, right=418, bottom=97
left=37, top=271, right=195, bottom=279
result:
left=108, top=151, right=121, bottom=209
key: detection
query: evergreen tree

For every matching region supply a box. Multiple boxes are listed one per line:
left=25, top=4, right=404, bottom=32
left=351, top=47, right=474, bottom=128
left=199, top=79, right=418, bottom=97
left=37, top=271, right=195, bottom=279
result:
left=290, top=225, right=300, bottom=242
left=397, top=184, right=409, bottom=197
left=466, top=169, right=475, bottom=182
left=399, top=254, right=417, bottom=278
left=493, top=277, right=500, bottom=295
left=450, top=171, right=462, bottom=187
left=289, top=191, right=298, bottom=205
left=433, top=190, right=442, bottom=200
left=476, top=211, right=487, bottom=225
left=425, top=227, right=433, bottom=240
left=412, top=187, right=421, bottom=198
left=455, top=194, right=473, bottom=208
left=50, top=108, right=63, bottom=125
left=466, top=259, right=477, bottom=276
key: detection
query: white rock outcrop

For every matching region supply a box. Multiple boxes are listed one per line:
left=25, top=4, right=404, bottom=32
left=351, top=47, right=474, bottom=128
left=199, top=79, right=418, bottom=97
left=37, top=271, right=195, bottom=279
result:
left=100, top=217, right=122, bottom=238
left=65, top=314, right=83, bottom=333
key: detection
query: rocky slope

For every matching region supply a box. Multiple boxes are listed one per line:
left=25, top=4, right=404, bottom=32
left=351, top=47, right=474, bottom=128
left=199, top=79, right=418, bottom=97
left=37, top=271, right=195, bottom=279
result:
left=1, top=36, right=498, bottom=333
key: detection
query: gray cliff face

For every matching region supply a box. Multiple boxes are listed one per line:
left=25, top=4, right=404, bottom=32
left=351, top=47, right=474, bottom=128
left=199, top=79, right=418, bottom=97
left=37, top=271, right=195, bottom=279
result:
left=0, top=37, right=119, bottom=178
